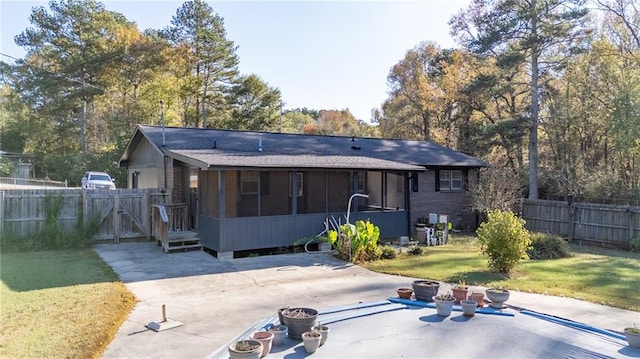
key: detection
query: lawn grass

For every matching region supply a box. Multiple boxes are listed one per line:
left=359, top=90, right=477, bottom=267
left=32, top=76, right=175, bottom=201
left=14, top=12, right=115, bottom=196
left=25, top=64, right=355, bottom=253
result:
left=364, top=236, right=640, bottom=312
left=0, top=249, right=136, bottom=358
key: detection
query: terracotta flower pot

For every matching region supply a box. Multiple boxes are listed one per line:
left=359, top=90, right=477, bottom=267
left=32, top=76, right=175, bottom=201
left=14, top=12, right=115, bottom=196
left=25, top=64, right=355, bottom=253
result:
left=452, top=286, right=469, bottom=303
left=396, top=287, right=413, bottom=299
left=250, top=331, right=274, bottom=358
left=470, top=292, right=485, bottom=307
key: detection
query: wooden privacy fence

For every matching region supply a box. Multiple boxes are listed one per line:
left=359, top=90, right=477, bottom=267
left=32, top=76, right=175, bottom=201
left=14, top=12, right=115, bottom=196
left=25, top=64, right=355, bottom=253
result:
left=521, top=199, right=640, bottom=248
left=0, top=188, right=172, bottom=242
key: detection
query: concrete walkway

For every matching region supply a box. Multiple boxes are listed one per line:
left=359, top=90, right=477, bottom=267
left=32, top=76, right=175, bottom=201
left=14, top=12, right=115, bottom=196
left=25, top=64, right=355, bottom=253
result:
left=95, top=242, right=640, bottom=359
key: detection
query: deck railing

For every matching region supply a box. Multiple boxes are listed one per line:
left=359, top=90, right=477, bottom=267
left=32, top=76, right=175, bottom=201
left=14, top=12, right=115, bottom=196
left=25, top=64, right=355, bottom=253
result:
left=151, top=203, right=188, bottom=250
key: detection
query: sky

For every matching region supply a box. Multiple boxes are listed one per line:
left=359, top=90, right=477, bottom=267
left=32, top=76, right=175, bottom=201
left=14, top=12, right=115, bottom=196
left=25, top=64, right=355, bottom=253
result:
left=0, top=0, right=471, bottom=123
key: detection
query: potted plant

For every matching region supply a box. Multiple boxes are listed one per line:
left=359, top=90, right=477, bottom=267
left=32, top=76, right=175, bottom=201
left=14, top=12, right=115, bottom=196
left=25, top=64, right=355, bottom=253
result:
left=228, top=339, right=263, bottom=359
left=433, top=292, right=456, bottom=316
left=268, top=324, right=287, bottom=346
left=486, top=288, right=510, bottom=308
left=312, top=324, right=330, bottom=346
left=250, top=331, right=274, bottom=358
left=460, top=300, right=477, bottom=317
left=470, top=291, right=485, bottom=307
left=451, top=283, right=469, bottom=303
left=301, top=331, right=322, bottom=353
left=412, top=280, right=440, bottom=302
left=624, top=324, right=640, bottom=348
left=280, top=307, right=318, bottom=339
left=396, top=287, right=413, bottom=299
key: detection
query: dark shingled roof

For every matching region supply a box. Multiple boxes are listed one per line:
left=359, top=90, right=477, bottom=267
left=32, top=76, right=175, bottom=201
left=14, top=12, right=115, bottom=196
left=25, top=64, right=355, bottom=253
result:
left=120, top=125, right=489, bottom=170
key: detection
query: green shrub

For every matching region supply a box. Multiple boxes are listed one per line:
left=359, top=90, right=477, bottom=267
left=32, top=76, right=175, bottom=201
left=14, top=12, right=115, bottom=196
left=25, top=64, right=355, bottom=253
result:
left=328, top=219, right=380, bottom=263
left=380, top=245, right=398, bottom=259
left=408, top=245, right=423, bottom=256
left=631, top=238, right=640, bottom=253
left=476, top=210, right=531, bottom=273
left=527, top=233, right=572, bottom=259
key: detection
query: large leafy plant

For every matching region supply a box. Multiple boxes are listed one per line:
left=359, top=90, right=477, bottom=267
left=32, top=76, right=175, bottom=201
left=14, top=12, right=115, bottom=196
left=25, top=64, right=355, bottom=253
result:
left=476, top=210, right=531, bottom=273
left=328, top=219, right=380, bottom=263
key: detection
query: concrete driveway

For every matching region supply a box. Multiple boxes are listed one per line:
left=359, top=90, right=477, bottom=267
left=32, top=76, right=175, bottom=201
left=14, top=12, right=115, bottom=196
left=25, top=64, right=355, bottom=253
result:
left=95, top=242, right=640, bottom=359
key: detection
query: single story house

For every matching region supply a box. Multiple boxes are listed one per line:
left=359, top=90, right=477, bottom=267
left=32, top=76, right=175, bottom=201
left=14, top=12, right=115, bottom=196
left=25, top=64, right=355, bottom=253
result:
left=119, top=125, right=488, bottom=258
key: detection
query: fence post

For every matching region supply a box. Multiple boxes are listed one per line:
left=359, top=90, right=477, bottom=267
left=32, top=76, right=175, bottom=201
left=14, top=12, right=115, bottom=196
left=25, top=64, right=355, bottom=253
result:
left=567, top=196, right=575, bottom=243
left=145, top=190, right=151, bottom=241
left=113, top=193, right=120, bottom=244
left=0, top=190, right=4, bottom=236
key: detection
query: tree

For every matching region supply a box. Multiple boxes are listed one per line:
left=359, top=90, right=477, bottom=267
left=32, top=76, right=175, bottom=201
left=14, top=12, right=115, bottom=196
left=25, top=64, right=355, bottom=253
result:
left=163, top=0, right=239, bottom=128
left=14, top=0, right=131, bottom=153
left=227, top=74, right=282, bottom=131
left=450, top=0, right=588, bottom=199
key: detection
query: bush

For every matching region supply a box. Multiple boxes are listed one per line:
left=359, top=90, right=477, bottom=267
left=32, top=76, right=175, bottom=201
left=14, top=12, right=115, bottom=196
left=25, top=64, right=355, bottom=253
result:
left=631, top=238, right=640, bottom=253
left=527, top=233, right=572, bottom=259
left=476, top=210, right=531, bottom=273
left=380, top=245, right=398, bottom=259
left=407, top=245, right=423, bottom=256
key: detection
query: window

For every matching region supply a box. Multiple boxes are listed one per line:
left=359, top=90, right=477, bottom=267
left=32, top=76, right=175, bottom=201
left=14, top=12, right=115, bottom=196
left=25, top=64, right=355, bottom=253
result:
left=353, top=171, right=365, bottom=193
left=438, top=170, right=464, bottom=191
left=241, top=171, right=259, bottom=194
left=289, top=172, right=303, bottom=197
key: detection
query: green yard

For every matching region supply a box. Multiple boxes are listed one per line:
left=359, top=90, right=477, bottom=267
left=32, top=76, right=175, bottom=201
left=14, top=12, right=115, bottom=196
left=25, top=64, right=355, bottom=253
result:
left=0, top=249, right=136, bottom=359
left=363, top=236, right=640, bottom=312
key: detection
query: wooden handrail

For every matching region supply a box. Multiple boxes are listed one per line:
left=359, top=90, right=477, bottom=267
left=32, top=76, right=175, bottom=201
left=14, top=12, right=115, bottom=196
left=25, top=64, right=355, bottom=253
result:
left=151, top=203, right=189, bottom=253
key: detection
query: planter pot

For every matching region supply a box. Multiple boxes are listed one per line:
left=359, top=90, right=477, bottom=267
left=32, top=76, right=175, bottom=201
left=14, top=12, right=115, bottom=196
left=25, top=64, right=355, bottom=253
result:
left=460, top=300, right=477, bottom=317
left=281, top=307, right=318, bottom=340
left=412, top=280, right=440, bottom=302
left=302, top=331, right=322, bottom=353
left=452, top=287, right=469, bottom=303
left=624, top=328, right=640, bottom=348
left=250, top=331, right=274, bottom=358
left=396, top=288, right=413, bottom=299
left=470, top=292, right=485, bottom=307
left=433, top=297, right=455, bottom=316
left=268, top=325, right=287, bottom=346
left=228, top=339, right=263, bottom=359
left=486, top=289, right=510, bottom=309
left=312, top=325, right=330, bottom=346
left=277, top=308, right=288, bottom=325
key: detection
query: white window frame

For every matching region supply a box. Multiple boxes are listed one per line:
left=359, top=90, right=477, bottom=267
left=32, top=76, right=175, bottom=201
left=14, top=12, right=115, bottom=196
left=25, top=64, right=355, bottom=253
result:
left=440, top=170, right=463, bottom=191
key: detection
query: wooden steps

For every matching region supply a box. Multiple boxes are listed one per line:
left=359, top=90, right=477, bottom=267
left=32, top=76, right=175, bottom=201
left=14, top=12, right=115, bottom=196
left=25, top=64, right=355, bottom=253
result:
left=158, top=230, right=203, bottom=253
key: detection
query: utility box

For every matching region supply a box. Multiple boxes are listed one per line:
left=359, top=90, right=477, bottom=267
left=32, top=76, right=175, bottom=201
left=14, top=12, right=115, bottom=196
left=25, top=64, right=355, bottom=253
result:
left=416, top=228, right=426, bottom=244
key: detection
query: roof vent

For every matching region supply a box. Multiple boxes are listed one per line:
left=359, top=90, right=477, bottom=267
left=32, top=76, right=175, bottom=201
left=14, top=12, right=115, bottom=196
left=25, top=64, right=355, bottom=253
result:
left=351, top=136, right=356, bottom=142
left=351, top=145, right=361, bottom=150
left=258, top=133, right=263, bottom=152
left=212, top=140, right=217, bottom=149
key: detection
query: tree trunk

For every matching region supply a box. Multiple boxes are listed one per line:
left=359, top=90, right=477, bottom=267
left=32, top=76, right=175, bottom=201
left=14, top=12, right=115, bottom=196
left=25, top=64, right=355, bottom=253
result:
left=528, top=9, right=540, bottom=200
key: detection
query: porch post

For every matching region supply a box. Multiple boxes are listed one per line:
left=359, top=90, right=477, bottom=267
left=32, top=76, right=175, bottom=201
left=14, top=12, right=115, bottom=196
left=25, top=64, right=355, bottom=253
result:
left=291, top=171, right=298, bottom=215
left=218, top=170, right=225, bottom=218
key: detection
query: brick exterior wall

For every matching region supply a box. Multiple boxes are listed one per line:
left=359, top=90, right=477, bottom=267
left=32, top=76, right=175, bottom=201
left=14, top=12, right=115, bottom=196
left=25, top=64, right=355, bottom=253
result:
left=410, top=169, right=479, bottom=233
left=172, top=161, right=183, bottom=204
